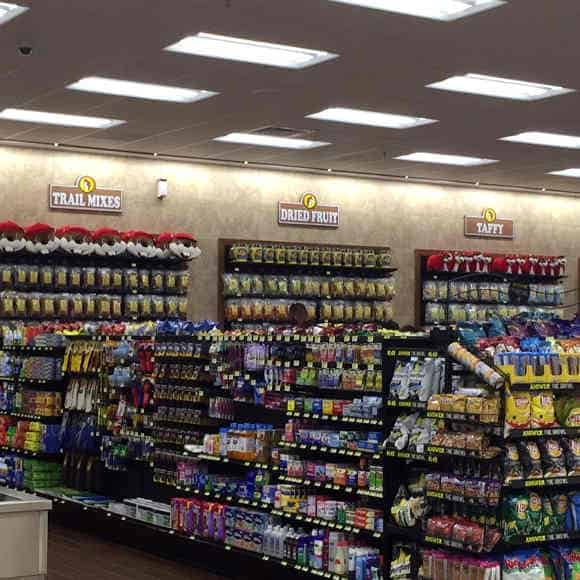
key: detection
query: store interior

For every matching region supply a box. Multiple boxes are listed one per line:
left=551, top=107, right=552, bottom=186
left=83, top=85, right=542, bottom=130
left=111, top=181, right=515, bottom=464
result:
left=0, top=1, right=579, bottom=580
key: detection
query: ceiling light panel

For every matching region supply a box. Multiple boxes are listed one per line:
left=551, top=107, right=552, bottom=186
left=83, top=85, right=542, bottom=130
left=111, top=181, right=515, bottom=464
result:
left=0, top=2, right=28, bottom=26
left=428, top=73, right=574, bottom=101
left=214, top=132, right=330, bottom=149
left=329, top=0, right=506, bottom=21
left=67, top=77, right=218, bottom=103
left=548, top=168, right=580, bottom=178
left=501, top=132, right=580, bottom=149
left=0, top=108, right=125, bottom=129
left=395, top=152, right=498, bottom=166
left=307, top=107, right=437, bottom=128
left=165, top=32, right=338, bottom=69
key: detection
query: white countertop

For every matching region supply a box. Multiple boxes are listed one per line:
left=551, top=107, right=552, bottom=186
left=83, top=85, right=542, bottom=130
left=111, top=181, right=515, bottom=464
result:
left=0, top=487, right=52, bottom=515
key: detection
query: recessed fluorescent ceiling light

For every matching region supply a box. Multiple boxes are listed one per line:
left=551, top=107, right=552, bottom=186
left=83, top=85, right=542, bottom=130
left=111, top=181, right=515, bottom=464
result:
left=165, top=32, right=337, bottom=69
left=0, top=3, right=28, bottom=26
left=428, top=74, right=574, bottom=101
left=548, top=168, right=580, bottom=178
left=67, top=77, right=218, bottom=104
left=0, top=108, right=125, bottom=129
left=214, top=132, right=330, bottom=149
left=501, top=132, right=580, bottom=149
left=395, top=152, right=498, bottom=166
left=329, top=0, right=506, bottom=21
left=306, top=107, right=437, bottom=129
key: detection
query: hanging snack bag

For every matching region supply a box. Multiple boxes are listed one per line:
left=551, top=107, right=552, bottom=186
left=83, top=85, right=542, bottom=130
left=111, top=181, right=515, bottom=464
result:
left=505, top=392, right=532, bottom=431
left=552, top=493, right=569, bottom=531
left=82, top=267, right=96, bottom=290
left=151, top=270, right=166, bottom=294
left=124, top=268, right=139, bottom=292
left=520, top=440, right=544, bottom=479
left=152, top=295, right=165, bottom=318
left=321, top=247, right=332, bottom=266
left=343, top=301, right=354, bottom=322
left=289, top=276, right=303, bottom=297
left=264, top=275, right=278, bottom=296
left=27, top=265, right=39, bottom=287
left=309, top=246, right=320, bottom=266
left=14, top=293, right=25, bottom=317
left=277, top=276, right=290, bottom=297
left=250, top=274, right=264, bottom=295
left=178, top=297, right=188, bottom=319
left=229, top=243, right=248, bottom=263
left=68, top=266, right=82, bottom=291
left=84, top=294, right=96, bottom=319
left=56, top=294, right=70, bottom=319
left=165, top=270, right=178, bottom=292
left=71, top=294, right=84, bottom=318
left=97, top=294, right=111, bottom=319
left=298, top=246, right=309, bottom=266
left=28, top=293, right=41, bottom=318
left=274, top=245, right=286, bottom=264
left=531, top=393, right=557, bottom=428
left=332, top=277, right=345, bottom=298
left=165, top=296, right=179, bottom=318
left=564, top=438, right=580, bottom=476
left=125, top=295, right=140, bottom=318
left=1, top=292, right=14, bottom=317
left=248, top=243, right=263, bottom=263
left=53, top=265, right=68, bottom=291
left=366, top=279, right=377, bottom=299
left=111, top=295, right=122, bottom=319
left=97, top=267, right=112, bottom=291
left=140, top=295, right=152, bottom=319
left=13, top=264, right=26, bottom=289
left=176, top=270, right=190, bottom=294
left=138, top=270, right=150, bottom=292
left=528, top=492, right=545, bottom=532
left=41, top=265, right=55, bottom=289
left=364, top=249, right=377, bottom=268
left=41, top=293, right=56, bottom=318
left=287, top=246, right=298, bottom=265
left=0, top=264, right=12, bottom=289
left=224, top=300, right=240, bottom=322
left=320, top=301, right=332, bottom=321
left=503, top=494, right=531, bottom=540
left=263, top=245, right=275, bottom=264
left=539, top=438, right=567, bottom=478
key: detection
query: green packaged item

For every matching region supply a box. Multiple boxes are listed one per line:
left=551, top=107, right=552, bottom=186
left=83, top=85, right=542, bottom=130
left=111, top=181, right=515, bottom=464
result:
left=504, top=494, right=531, bottom=541
left=542, top=496, right=557, bottom=533
left=551, top=493, right=569, bottom=532
left=528, top=492, right=544, bottom=531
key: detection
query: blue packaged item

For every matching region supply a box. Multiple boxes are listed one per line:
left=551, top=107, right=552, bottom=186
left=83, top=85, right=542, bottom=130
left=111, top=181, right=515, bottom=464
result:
left=565, top=492, right=580, bottom=532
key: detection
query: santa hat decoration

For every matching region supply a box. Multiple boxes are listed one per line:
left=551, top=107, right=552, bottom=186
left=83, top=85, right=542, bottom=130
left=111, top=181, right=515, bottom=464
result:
left=169, top=232, right=202, bottom=260
left=155, top=232, right=174, bottom=260
left=426, top=253, right=444, bottom=272
left=93, top=227, right=126, bottom=257
left=123, top=230, right=157, bottom=258
left=25, top=223, right=57, bottom=255
left=55, top=225, right=93, bottom=256
left=491, top=256, right=509, bottom=274
left=0, top=221, right=26, bottom=253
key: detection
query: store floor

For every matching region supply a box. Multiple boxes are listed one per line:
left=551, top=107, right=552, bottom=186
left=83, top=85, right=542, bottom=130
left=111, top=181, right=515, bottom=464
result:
left=48, top=522, right=228, bottom=580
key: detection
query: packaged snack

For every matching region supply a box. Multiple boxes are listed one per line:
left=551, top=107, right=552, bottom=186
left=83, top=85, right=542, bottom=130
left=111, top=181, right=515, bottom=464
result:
left=528, top=492, right=545, bottom=531
left=84, top=294, right=96, bottom=319
left=138, top=270, right=150, bottom=292
left=309, top=246, right=320, bottom=266
left=139, top=295, right=152, bottom=319
left=28, top=293, right=41, bottom=318
left=520, top=441, right=544, bottom=479
left=505, top=392, right=531, bottom=431
left=552, top=493, right=569, bottom=531
left=249, top=244, right=263, bottom=263
left=539, top=438, right=567, bottom=478
left=287, top=246, right=298, bottom=265
left=97, top=295, right=111, bottom=319
left=70, top=294, right=84, bottom=318
left=503, top=494, right=531, bottom=540
left=263, top=245, right=275, bottom=264
left=165, top=271, right=178, bottom=291
left=55, top=294, right=69, bottom=318
left=82, top=267, right=96, bottom=290
left=176, top=271, right=190, bottom=294
left=151, top=270, right=166, bottom=293
left=152, top=296, right=165, bottom=318
left=229, top=244, right=248, bottom=263
left=531, top=393, right=557, bottom=428
left=54, top=266, right=68, bottom=290
left=0, top=265, right=12, bottom=289
left=165, top=296, right=179, bottom=318
left=564, top=438, right=580, bottom=476
left=274, top=245, right=286, bottom=264
left=125, top=295, right=140, bottom=318
left=178, top=297, right=188, bottom=319
left=41, top=294, right=56, bottom=318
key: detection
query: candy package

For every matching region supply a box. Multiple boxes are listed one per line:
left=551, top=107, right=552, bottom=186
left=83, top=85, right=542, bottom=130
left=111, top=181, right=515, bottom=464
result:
left=519, top=441, right=544, bottom=479
left=539, top=438, right=567, bottom=478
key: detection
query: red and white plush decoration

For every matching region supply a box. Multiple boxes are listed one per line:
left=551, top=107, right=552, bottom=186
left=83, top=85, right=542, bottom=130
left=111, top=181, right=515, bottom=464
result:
left=55, top=225, right=93, bottom=255
left=538, top=256, right=549, bottom=277
left=155, top=232, right=174, bottom=260
left=24, top=223, right=57, bottom=255
left=93, top=228, right=126, bottom=257
left=123, top=230, right=157, bottom=259
left=0, top=221, right=26, bottom=253
left=426, top=253, right=444, bottom=272
left=169, top=232, right=202, bottom=260
left=558, top=256, right=567, bottom=277
left=528, top=255, right=540, bottom=276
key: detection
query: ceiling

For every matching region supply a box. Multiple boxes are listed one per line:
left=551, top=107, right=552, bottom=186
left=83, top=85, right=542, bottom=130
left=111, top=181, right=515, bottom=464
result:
left=3, top=0, right=580, bottom=192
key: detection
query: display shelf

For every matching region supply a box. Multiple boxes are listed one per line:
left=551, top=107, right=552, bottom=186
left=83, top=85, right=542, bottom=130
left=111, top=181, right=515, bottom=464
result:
left=509, top=382, right=580, bottom=392
left=155, top=480, right=383, bottom=541
left=285, top=411, right=382, bottom=426
left=425, top=410, right=500, bottom=426
left=264, top=360, right=381, bottom=370
left=0, top=410, right=63, bottom=423
left=0, top=344, right=66, bottom=354
left=0, top=445, right=60, bottom=459
left=278, top=475, right=382, bottom=499
left=385, top=448, right=439, bottom=464
left=386, top=399, right=427, bottom=410
left=506, top=530, right=580, bottom=546
left=278, top=440, right=381, bottom=461
left=183, top=449, right=281, bottom=472
left=44, top=490, right=349, bottom=580
left=228, top=261, right=397, bottom=277
left=425, top=490, right=499, bottom=509
left=507, top=427, right=580, bottom=438
left=504, top=476, right=580, bottom=490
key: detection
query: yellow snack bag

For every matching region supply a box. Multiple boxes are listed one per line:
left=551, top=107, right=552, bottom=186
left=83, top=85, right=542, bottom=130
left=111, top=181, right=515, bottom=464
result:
left=505, top=392, right=531, bottom=430
left=531, top=393, right=556, bottom=428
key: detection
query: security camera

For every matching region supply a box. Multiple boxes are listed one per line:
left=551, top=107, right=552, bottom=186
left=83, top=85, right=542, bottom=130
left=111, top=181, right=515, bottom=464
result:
left=157, top=178, right=168, bottom=200
left=17, top=45, right=33, bottom=56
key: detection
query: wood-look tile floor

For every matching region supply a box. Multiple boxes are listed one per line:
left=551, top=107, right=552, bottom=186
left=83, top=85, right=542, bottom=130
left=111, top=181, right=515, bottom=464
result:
left=48, top=523, right=229, bottom=580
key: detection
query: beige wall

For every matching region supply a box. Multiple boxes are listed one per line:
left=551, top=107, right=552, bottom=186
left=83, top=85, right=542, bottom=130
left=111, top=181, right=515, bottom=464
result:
left=1, top=145, right=578, bottom=325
